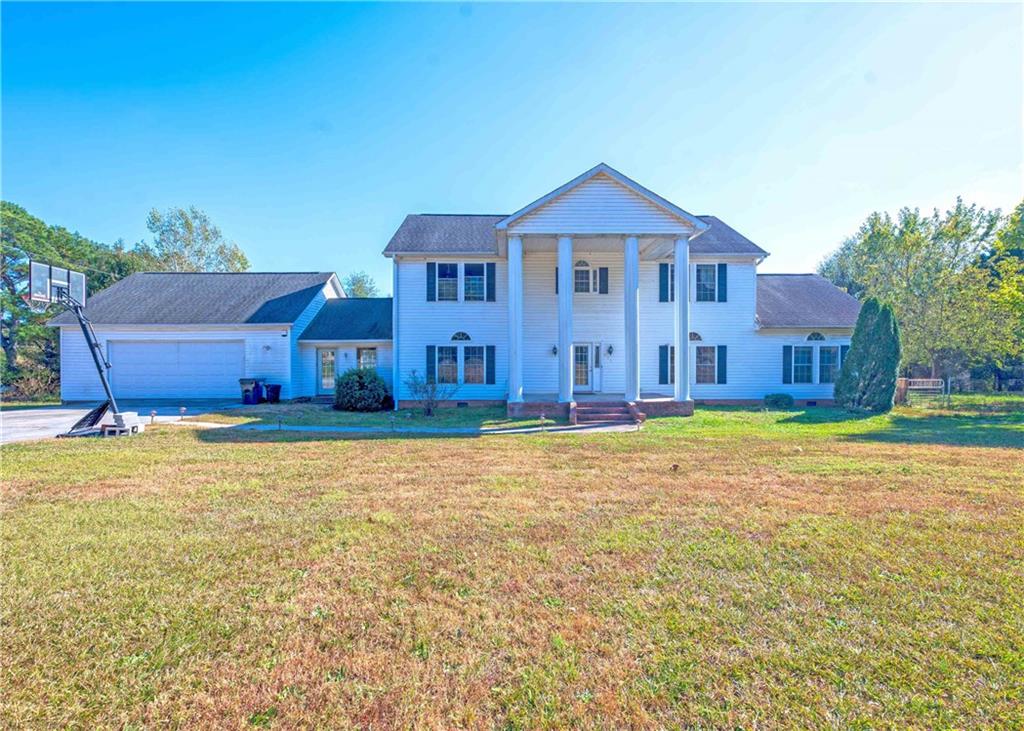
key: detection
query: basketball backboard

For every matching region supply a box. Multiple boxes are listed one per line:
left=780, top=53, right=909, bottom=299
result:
left=28, top=260, right=87, bottom=307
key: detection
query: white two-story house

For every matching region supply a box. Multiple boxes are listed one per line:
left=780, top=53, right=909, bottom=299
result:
left=385, top=163, right=859, bottom=416
left=54, top=164, right=859, bottom=416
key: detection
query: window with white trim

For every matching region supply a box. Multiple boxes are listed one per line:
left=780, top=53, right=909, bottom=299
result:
left=357, top=347, right=377, bottom=370
left=464, top=263, right=485, bottom=301
left=696, top=264, right=717, bottom=302
left=793, top=346, right=813, bottom=384
left=574, top=260, right=592, bottom=293
left=436, top=345, right=458, bottom=384
left=464, top=346, right=485, bottom=384
left=696, top=346, right=716, bottom=384
left=819, top=346, right=839, bottom=384
left=437, top=263, right=458, bottom=302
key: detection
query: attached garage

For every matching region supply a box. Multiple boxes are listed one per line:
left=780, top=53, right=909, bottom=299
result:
left=108, top=340, right=245, bottom=399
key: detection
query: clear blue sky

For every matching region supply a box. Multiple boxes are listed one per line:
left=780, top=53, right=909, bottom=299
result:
left=3, top=2, right=1021, bottom=293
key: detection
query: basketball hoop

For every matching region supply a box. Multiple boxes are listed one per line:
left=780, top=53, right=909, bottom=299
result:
left=21, top=293, right=50, bottom=315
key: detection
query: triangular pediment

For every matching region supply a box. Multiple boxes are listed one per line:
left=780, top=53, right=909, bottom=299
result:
left=497, top=163, right=708, bottom=236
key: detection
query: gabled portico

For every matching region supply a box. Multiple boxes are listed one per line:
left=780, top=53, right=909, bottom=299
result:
left=498, top=163, right=706, bottom=417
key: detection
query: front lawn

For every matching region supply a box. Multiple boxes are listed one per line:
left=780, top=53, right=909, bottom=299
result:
left=190, top=402, right=563, bottom=430
left=2, top=400, right=1022, bottom=728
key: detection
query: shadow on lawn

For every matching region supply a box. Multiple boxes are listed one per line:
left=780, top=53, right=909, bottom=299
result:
left=782, top=409, right=1023, bottom=449
left=192, top=425, right=483, bottom=444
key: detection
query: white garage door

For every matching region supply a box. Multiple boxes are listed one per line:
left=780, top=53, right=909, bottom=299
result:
left=108, top=340, right=245, bottom=399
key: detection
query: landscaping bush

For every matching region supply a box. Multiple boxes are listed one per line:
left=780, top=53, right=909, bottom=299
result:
left=764, top=393, right=795, bottom=409
left=333, top=367, right=389, bottom=412
left=835, top=297, right=902, bottom=412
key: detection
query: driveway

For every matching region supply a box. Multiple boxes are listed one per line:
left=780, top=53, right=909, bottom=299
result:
left=0, top=400, right=239, bottom=445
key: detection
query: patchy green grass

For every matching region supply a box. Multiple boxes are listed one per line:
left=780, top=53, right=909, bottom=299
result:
left=2, top=400, right=1022, bottom=728
left=0, top=398, right=61, bottom=411
left=191, top=402, right=562, bottom=430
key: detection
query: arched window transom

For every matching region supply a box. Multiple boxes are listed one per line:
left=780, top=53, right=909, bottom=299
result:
left=807, top=332, right=826, bottom=341
left=689, top=331, right=703, bottom=342
left=451, top=331, right=471, bottom=341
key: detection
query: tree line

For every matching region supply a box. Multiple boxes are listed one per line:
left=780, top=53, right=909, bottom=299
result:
left=818, top=198, right=1024, bottom=386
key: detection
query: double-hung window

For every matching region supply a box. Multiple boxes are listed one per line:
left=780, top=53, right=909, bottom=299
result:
left=696, top=346, right=717, bottom=384
left=357, top=347, right=377, bottom=370
left=793, top=346, right=813, bottom=384
left=695, top=264, right=717, bottom=302
left=464, top=263, right=485, bottom=302
left=574, top=264, right=592, bottom=293
left=819, top=346, right=839, bottom=384
left=463, top=346, right=485, bottom=384
left=436, top=346, right=458, bottom=384
left=437, top=263, right=458, bottom=301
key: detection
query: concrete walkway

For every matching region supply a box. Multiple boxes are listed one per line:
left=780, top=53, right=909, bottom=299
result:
left=170, top=420, right=640, bottom=437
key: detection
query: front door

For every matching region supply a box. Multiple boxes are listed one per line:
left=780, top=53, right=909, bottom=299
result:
left=573, top=343, right=592, bottom=393
left=318, top=349, right=336, bottom=394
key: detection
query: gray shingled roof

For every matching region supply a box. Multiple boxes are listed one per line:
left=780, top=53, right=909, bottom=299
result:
left=384, top=214, right=504, bottom=255
left=49, top=272, right=335, bottom=326
left=756, top=274, right=860, bottom=328
left=693, top=216, right=767, bottom=256
left=299, top=298, right=393, bottom=341
left=382, top=213, right=766, bottom=256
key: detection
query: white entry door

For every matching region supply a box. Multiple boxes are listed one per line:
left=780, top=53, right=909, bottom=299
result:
left=573, top=343, right=592, bottom=393
left=318, top=349, right=336, bottom=394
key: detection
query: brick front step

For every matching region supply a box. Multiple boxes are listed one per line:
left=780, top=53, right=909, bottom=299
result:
left=575, top=402, right=636, bottom=425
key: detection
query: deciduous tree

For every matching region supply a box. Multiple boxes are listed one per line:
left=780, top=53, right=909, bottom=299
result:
left=146, top=206, right=249, bottom=272
left=341, top=271, right=380, bottom=298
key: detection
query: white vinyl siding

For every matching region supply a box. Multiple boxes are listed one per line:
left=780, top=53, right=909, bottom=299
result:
left=296, top=342, right=394, bottom=397
left=508, top=173, right=692, bottom=235
left=394, top=257, right=508, bottom=402
left=60, top=326, right=290, bottom=402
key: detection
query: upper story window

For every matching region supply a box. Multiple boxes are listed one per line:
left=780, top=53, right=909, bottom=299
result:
left=437, top=263, right=458, bottom=301
left=695, top=264, right=717, bottom=302
left=427, top=262, right=496, bottom=303
left=574, top=260, right=592, bottom=293
left=807, top=332, right=826, bottom=341
left=464, top=263, right=486, bottom=301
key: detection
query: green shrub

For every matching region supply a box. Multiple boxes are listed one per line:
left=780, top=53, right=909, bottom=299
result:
left=835, top=297, right=902, bottom=412
left=333, top=367, right=389, bottom=412
left=764, top=393, right=795, bottom=409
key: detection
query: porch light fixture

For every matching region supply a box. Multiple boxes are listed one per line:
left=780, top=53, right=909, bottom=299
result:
left=552, top=345, right=558, bottom=356
left=607, top=345, right=614, bottom=356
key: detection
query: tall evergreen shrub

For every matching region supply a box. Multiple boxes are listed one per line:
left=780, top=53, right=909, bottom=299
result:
left=835, top=297, right=902, bottom=412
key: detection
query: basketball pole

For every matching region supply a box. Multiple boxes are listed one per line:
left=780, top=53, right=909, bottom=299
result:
left=63, top=294, right=120, bottom=415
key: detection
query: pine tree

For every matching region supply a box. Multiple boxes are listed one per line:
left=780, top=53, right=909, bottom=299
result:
left=835, top=298, right=901, bottom=412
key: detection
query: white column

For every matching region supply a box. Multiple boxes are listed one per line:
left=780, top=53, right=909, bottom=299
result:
left=507, top=236, right=524, bottom=403
left=674, top=237, right=691, bottom=401
left=624, top=236, right=640, bottom=402
left=557, top=236, right=574, bottom=402
left=392, top=258, right=400, bottom=410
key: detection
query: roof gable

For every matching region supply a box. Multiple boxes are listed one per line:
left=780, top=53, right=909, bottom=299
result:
left=49, top=272, right=337, bottom=327
left=497, top=163, right=709, bottom=236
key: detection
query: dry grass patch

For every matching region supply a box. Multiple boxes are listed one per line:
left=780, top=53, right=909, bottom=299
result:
left=2, top=400, right=1022, bottom=728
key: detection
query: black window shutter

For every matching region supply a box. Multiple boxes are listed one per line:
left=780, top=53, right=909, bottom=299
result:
left=840, top=344, right=850, bottom=366
left=659, top=345, right=669, bottom=385
left=659, top=263, right=669, bottom=302
left=598, top=267, right=609, bottom=294
left=717, top=345, right=727, bottom=384
left=782, top=345, right=793, bottom=384
left=485, top=345, right=496, bottom=384
left=555, top=267, right=558, bottom=294
left=485, top=262, right=496, bottom=302
left=426, top=345, right=436, bottom=383
left=426, top=262, right=437, bottom=302
left=717, top=263, right=727, bottom=302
